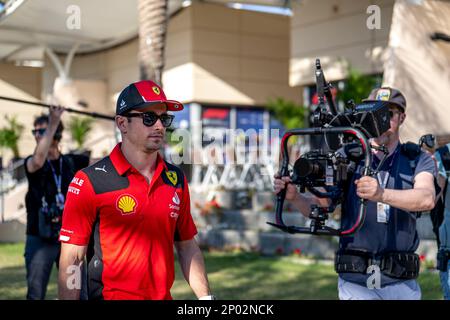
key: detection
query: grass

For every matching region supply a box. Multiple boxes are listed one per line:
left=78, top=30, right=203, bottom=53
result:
left=0, top=243, right=58, bottom=300
left=0, top=243, right=443, bottom=300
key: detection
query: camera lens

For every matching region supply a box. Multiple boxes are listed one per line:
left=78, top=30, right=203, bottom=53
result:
left=294, top=158, right=323, bottom=178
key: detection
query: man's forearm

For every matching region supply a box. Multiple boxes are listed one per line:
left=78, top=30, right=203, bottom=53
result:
left=58, top=257, right=84, bottom=300
left=34, top=122, right=58, bottom=159
left=381, top=188, right=435, bottom=212
left=177, top=242, right=211, bottom=298
left=58, top=244, right=87, bottom=300
left=29, top=121, right=60, bottom=171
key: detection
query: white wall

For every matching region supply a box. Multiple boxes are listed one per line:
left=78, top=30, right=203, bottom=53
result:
left=290, top=0, right=395, bottom=86
left=0, top=63, right=42, bottom=164
left=163, top=2, right=301, bottom=106
left=188, top=2, right=301, bottom=105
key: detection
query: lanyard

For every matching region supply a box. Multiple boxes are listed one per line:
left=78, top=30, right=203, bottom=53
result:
left=377, top=171, right=390, bottom=188
left=47, top=157, right=63, bottom=194
left=375, top=147, right=399, bottom=189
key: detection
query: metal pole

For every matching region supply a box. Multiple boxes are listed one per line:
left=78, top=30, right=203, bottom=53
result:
left=0, top=96, right=115, bottom=121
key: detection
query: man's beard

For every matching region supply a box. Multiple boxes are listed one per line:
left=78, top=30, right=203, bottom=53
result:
left=144, top=140, right=163, bottom=153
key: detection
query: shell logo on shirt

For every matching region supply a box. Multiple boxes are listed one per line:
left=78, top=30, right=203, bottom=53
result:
left=116, top=194, right=137, bottom=215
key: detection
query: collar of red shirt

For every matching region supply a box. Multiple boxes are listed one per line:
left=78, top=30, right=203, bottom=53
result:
left=109, top=143, right=168, bottom=177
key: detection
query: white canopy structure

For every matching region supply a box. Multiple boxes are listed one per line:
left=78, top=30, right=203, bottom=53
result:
left=0, top=0, right=291, bottom=62
left=383, top=0, right=450, bottom=142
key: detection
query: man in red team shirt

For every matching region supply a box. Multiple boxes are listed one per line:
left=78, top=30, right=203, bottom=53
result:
left=58, top=80, right=214, bottom=300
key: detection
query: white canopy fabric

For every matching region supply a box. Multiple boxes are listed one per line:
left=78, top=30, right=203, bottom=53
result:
left=0, top=0, right=140, bottom=61
left=0, top=0, right=290, bottom=62
left=383, top=0, right=450, bottom=142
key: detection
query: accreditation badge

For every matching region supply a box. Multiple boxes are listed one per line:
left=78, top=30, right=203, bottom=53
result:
left=377, top=202, right=390, bottom=223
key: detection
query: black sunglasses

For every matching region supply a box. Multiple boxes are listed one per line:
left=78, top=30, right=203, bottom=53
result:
left=126, top=112, right=174, bottom=128
left=389, top=110, right=402, bottom=118
left=32, top=128, right=46, bottom=136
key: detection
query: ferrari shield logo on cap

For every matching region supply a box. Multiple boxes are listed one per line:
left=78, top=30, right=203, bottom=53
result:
left=152, top=86, right=161, bottom=95
left=375, top=88, right=391, bottom=101
left=166, top=171, right=178, bottom=186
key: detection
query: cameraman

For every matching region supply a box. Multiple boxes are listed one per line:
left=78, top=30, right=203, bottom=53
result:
left=274, top=88, right=436, bottom=300
left=24, top=106, right=90, bottom=299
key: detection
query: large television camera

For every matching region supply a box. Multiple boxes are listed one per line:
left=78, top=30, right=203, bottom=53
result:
left=268, top=59, right=392, bottom=236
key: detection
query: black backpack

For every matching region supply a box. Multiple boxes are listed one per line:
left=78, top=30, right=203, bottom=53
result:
left=430, top=145, right=450, bottom=247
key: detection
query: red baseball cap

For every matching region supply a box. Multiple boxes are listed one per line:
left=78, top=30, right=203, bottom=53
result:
left=116, top=80, right=184, bottom=115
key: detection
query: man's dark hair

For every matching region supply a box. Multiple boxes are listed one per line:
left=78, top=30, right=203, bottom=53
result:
left=33, top=114, right=64, bottom=141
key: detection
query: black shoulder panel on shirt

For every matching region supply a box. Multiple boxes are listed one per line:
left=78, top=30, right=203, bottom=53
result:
left=82, top=157, right=129, bottom=195
left=161, top=161, right=185, bottom=190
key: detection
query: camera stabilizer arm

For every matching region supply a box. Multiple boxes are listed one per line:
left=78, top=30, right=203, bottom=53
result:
left=267, top=127, right=372, bottom=236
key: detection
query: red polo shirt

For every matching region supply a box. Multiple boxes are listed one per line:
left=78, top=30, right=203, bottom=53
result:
left=59, top=143, right=197, bottom=300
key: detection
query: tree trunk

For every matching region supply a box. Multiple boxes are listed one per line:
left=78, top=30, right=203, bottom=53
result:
left=12, top=145, right=20, bottom=160
left=137, top=0, right=168, bottom=85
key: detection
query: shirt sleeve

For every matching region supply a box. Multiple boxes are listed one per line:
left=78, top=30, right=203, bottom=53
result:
left=24, top=155, right=42, bottom=183
left=414, top=151, right=436, bottom=180
left=59, top=170, right=97, bottom=245
left=174, top=175, right=198, bottom=242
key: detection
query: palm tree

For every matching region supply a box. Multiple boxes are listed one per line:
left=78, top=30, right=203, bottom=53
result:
left=68, top=116, right=93, bottom=150
left=336, top=67, right=378, bottom=106
left=137, top=0, right=168, bottom=85
left=0, top=115, right=24, bottom=160
left=266, top=97, right=306, bottom=130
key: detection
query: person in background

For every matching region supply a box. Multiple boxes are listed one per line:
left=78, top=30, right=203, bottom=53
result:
left=24, top=106, right=90, bottom=299
left=433, top=142, right=450, bottom=300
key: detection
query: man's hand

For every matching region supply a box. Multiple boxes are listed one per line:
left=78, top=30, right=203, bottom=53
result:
left=273, top=175, right=299, bottom=201
left=49, top=105, right=64, bottom=126
left=355, top=176, right=383, bottom=202
left=273, top=174, right=331, bottom=218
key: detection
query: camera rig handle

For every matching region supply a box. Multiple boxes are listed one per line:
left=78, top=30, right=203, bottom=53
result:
left=267, top=127, right=372, bottom=236
left=315, top=59, right=338, bottom=116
